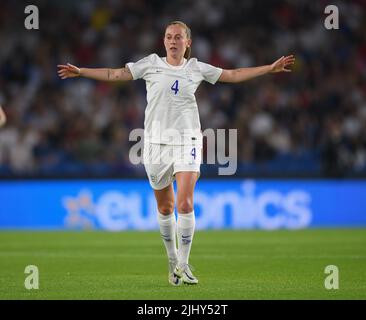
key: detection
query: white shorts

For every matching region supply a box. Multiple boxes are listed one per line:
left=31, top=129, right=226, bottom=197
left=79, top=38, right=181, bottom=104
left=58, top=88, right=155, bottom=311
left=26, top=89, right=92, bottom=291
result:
left=143, top=143, right=202, bottom=190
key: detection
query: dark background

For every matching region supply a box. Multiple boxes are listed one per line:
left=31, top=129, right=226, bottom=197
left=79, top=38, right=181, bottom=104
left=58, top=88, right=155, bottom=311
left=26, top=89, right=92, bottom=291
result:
left=0, top=0, right=365, bottom=178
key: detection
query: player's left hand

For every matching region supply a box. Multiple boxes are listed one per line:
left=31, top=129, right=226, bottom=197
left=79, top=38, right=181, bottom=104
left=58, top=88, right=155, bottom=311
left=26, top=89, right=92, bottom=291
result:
left=0, top=105, right=6, bottom=127
left=270, top=55, right=295, bottom=73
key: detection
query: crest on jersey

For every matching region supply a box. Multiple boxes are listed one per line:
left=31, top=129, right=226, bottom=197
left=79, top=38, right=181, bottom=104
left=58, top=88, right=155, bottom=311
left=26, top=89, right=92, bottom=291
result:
left=150, top=174, right=157, bottom=183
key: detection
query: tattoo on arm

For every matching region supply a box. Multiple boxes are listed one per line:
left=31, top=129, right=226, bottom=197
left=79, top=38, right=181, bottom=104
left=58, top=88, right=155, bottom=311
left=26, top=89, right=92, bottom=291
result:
left=122, top=67, right=131, bottom=76
left=105, top=67, right=131, bottom=81
left=118, top=67, right=131, bottom=79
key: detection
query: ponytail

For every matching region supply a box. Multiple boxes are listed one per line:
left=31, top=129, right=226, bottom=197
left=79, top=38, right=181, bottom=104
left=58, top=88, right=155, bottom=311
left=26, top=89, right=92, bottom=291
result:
left=184, top=46, right=191, bottom=59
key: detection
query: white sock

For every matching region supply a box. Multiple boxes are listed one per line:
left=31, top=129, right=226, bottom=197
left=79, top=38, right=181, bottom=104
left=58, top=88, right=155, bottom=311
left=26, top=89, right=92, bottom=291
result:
left=157, top=212, right=178, bottom=270
left=177, top=211, right=195, bottom=266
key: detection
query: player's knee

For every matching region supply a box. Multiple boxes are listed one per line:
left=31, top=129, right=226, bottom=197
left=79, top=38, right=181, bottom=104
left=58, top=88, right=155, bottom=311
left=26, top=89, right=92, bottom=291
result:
left=177, top=198, right=193, bottom=213
left=158, top=202, right=174, bottom=215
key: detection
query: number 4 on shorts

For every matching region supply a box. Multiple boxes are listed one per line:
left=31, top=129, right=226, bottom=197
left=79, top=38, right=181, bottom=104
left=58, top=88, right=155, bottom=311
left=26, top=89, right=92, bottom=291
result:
left=191, top=147, right=196, bottom=160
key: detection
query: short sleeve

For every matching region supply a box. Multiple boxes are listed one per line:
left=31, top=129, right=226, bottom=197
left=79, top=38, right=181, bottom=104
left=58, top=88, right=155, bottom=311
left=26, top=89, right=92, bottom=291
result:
left=125, top=54, right=154, bottom=80
left=197, top=61, right=223, bottom=84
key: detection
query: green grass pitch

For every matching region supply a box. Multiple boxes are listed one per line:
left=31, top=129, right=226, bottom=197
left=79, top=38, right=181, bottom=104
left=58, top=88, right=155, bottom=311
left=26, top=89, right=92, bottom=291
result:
left=0, top=229, right=365, bottom=299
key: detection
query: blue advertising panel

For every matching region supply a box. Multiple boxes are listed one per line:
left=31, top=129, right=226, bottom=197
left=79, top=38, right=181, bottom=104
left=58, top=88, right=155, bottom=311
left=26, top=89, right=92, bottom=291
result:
left=0, top=179, right=365, bottom=230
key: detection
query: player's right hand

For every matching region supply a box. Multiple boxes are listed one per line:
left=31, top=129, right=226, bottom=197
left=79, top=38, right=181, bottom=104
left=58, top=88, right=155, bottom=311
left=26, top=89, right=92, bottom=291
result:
left=57, top=63, right=81, bottom=79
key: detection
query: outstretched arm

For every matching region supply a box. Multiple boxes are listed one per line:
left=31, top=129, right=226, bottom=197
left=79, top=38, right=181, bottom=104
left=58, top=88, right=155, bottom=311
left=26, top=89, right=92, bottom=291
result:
left=0, top=105, right=6, bottom=127
left=218, top=55, right=295, bottom=83
left=57, top=63, right=133, bottom=82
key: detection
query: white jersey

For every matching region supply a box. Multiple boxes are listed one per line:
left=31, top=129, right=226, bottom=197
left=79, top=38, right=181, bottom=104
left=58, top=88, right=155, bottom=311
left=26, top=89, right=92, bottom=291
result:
left=126, top=53, right=222, bottom=145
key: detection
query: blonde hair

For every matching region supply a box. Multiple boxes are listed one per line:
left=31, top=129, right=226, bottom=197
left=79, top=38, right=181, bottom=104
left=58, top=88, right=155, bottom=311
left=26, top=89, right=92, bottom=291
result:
left=166, top=21, right=192, bottom=59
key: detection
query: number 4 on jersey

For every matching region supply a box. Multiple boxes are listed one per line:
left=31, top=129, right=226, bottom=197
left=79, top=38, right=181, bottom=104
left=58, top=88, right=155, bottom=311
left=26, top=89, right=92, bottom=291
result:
left=171, top=80, right=179, bottom=95
left=191, top=147, right=196, bottom=160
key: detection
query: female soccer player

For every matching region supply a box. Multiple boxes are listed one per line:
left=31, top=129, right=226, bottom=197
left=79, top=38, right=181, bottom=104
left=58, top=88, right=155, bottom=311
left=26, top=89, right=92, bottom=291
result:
left=58, top=21, right=295, bottom=286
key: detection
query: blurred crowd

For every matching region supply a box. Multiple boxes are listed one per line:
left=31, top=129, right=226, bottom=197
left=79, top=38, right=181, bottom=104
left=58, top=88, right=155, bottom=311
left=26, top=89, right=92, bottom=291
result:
left=0, top=0, right=365, bottom=177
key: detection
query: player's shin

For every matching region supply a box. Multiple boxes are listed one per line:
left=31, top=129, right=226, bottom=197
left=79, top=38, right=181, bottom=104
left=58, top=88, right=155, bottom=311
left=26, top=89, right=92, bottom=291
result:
left=158, top=211, right=178, bottom=272
left=177, top=211, right=195, bottom=266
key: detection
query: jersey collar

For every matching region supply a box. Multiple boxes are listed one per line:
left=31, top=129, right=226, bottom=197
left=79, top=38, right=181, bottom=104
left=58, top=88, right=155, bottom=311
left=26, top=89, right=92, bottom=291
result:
left=162, top=57, right=188, bottom=70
